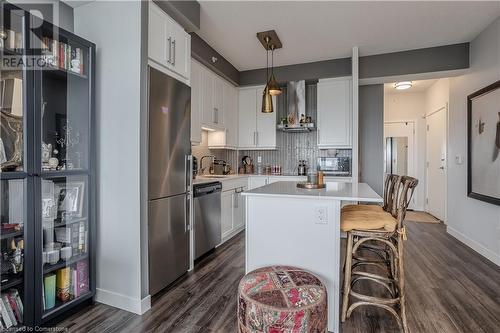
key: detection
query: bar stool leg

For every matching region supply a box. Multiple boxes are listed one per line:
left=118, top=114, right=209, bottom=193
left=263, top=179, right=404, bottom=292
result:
left=397, top=234, right=409, bottom=333
left=341, top=232, right=354, bottom=322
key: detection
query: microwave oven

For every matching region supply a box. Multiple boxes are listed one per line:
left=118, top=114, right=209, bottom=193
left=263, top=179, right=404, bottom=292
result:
left=317, top=157, right=351, bottom=176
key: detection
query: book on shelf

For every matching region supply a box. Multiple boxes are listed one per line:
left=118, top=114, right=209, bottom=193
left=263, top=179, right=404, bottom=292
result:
left=41, top=36, right=84, bottom=75
left=76, top=260, right=89, bottom=296
left=56, top=267, right=71, bottom=302
left=44, top=274, right=56, bottom=310
left=0, top=289, right=23, bottom=328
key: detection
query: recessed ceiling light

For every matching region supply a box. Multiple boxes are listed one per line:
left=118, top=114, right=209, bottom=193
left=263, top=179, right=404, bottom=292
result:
left=395, top=81, right=412, bottom=90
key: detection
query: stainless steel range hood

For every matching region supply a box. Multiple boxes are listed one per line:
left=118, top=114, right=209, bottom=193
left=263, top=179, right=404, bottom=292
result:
left=277, top=80, right=316, bottom=132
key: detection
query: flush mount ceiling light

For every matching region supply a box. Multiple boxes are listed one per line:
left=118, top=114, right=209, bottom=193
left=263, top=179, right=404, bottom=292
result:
left=395, top=81, right=412, bottom=90
left=257, top=30, right=283, bottom=112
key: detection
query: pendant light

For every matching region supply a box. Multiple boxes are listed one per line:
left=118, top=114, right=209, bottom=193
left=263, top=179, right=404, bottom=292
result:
left=267, top=44, right=282, bottom=96
left=261, top=37, right=273, bottom=113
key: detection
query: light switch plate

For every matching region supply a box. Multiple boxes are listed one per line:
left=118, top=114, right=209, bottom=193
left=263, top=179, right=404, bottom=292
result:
left=455, top=155, right=464, bottom=165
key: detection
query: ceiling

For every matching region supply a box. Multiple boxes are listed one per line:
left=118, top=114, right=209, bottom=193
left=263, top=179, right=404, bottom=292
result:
left=384, top=79, right=438, bottom=94
left=197, top=1, right=500, bottom=71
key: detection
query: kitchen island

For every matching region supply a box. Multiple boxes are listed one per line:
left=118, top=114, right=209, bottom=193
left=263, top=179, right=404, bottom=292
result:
left=242, top=181, right=382, bottom=333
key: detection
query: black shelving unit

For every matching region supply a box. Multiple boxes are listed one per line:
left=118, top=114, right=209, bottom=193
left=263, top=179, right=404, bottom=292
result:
left=1, top=3, right=95, bottom=328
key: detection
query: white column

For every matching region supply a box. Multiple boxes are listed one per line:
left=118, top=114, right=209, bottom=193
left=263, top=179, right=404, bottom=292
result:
left=351, top=47, right=359, bottom=183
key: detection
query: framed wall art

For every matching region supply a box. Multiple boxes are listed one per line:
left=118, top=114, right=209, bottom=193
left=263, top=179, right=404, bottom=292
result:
left=467, top=79, right=500, bottom=205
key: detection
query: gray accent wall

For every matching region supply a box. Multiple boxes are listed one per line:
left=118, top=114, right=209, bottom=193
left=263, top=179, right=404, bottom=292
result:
left=359, top=43, right=469, bottom=79
left=191, top=33, right=240, bottom=85
left=359, top=84, right=384, bottom=196
left=239, top=58, right=351, bottom=86
left=153, top=0, right=200, bottom=32
left=239, top=43, right=470, bottom=86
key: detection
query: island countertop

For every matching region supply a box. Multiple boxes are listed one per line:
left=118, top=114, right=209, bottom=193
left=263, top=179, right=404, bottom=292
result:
left=242, top=181, right=383, bottom=202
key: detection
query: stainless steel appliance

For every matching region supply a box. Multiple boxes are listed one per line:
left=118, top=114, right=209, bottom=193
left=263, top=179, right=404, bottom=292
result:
left=148, top=67, right=191, bottom=296
left=317, top=157, right=351, bottom=176
left=193, top=182, right=222, bottom=259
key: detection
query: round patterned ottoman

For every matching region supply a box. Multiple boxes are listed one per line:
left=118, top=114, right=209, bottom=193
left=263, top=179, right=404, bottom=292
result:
left=237, top=266, right=327, bottom=333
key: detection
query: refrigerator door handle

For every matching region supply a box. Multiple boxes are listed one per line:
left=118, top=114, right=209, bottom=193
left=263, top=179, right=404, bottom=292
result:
left=186, top=154, right=193, bottom=190
left=186, top=194, right=191, bottom=232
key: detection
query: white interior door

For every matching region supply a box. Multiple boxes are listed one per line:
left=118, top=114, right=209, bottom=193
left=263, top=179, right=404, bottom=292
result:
left=426, top=107, right=447, bottom=221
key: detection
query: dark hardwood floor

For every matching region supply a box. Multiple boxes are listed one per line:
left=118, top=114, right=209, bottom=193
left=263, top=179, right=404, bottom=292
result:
left=58, top=222, right=500, bottom=333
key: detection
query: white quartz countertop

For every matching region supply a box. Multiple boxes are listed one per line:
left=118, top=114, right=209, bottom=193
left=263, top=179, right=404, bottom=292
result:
left=242, top=181, right=383, bottom=202
left=193, top=174, right=249, bottom=185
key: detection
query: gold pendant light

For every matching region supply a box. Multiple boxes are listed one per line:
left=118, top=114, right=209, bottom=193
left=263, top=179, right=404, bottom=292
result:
left=261, top=36, right=274, bottom=113
left=267, top=44, right=282, bottom=96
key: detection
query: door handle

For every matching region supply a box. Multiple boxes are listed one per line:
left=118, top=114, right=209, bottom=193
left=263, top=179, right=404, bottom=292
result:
left=186, top=154, right=192, bottom=190
left=214, top=108, right=218, bottom=124
left=172, top=39, right=176, bottom=65
left=439, top=166, right=445, bottom=170
left=167, top=37, right=172, bottom=63
left=185, top=195, right=191, bottom=232
left=256, top=132, right=259, bottom=146
left=253, top=132, right=256, bottom=146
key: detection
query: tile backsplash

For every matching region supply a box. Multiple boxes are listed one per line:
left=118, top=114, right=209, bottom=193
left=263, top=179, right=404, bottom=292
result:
left=192, top=82, right=351, bottom=175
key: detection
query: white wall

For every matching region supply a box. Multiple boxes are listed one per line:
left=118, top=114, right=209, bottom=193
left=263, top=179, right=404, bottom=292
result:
left=74, top=1, right=150, bottom=313
left=447, top=17, right=500, bottom=266
left=384, top=92, right=426, bottom=210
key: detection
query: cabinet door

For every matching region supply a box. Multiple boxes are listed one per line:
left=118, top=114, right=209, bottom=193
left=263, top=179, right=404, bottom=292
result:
left=317, top=78, right=352, bottom=148
left=221, top=191, right=233, bottom=239
left=148, top=3, right=168, bottom=66
left=256, top=87, right=277, bottom=148
left=201, top=71, right=214, bottom=125
left=190, top=60, right=202, bottom=144
left=248, top=177, right=268, bottom=190
left=238, top=88, right=257, bottom=148
left=170, top=23, right=190, bottom=79
left=223, top=82, right=238, bottom=148
left=213, top=78, right=224, bottom=126
left=232, top=188, right=246, bottom=230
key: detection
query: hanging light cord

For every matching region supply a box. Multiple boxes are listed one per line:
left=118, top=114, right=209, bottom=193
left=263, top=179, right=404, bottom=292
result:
left=271, top=45, right=275, bottom=76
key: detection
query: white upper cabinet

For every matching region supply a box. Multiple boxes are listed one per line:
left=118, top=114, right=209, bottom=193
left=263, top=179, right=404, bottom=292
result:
left=223, top=82, right=238, bottom=148
left=238, top=88, right=258, bottom=148
left=317, top=77, right=352, bottom=148
left=148, top=2, right=191, bottom=80
left=201, top=70, right=215, bottom=125
left=238, top=86, right=276, bottom=149
left=190, top=60, right=202, bottom=144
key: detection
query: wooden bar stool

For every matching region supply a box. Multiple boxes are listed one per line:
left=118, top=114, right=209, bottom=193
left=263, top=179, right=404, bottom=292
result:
left=340, top=176, right=418, bottom=333
left=342, top=174, right=399, bottom=213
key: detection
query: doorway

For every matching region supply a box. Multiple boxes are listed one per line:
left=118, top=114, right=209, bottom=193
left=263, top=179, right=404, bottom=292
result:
left=384, top=121, right=416, bottom=208
left=425, top=104, right=447, bottom=221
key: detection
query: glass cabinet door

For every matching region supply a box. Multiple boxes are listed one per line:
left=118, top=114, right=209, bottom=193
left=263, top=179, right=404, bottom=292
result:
left=0, top=179, right=26, bottom=327
left=39, top=27, right=90, bottom=173
left=39, top=175, right=90, bottom=318
left=1, top=5, right=25, bottom=173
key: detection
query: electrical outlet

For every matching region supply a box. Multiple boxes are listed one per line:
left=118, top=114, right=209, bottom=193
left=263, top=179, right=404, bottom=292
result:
left=257, top=156, right=262, bottom=163
left=315, top=206, right=328, bottom=224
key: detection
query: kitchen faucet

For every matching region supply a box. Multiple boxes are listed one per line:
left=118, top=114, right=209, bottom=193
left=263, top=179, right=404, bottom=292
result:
left=199, top=155, right=215, bottom=175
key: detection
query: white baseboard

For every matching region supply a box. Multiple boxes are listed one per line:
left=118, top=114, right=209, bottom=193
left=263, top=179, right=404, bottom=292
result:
left=96, top=288, right=151, bottom=315
left=447, top=226, right=500, bottom=266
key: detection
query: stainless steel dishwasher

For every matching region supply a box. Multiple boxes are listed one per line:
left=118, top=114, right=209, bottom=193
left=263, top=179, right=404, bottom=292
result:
left=193, top=182, right=222, bottom=259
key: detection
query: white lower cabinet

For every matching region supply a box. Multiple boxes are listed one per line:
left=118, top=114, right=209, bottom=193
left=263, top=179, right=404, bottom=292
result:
left=221, top=190, right=233, bottom=240
left=220, top=178, right=247, bottom=244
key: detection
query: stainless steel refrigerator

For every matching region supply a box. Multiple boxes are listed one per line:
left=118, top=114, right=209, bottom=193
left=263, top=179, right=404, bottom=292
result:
left=148, top=67, right=191, bottom=296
